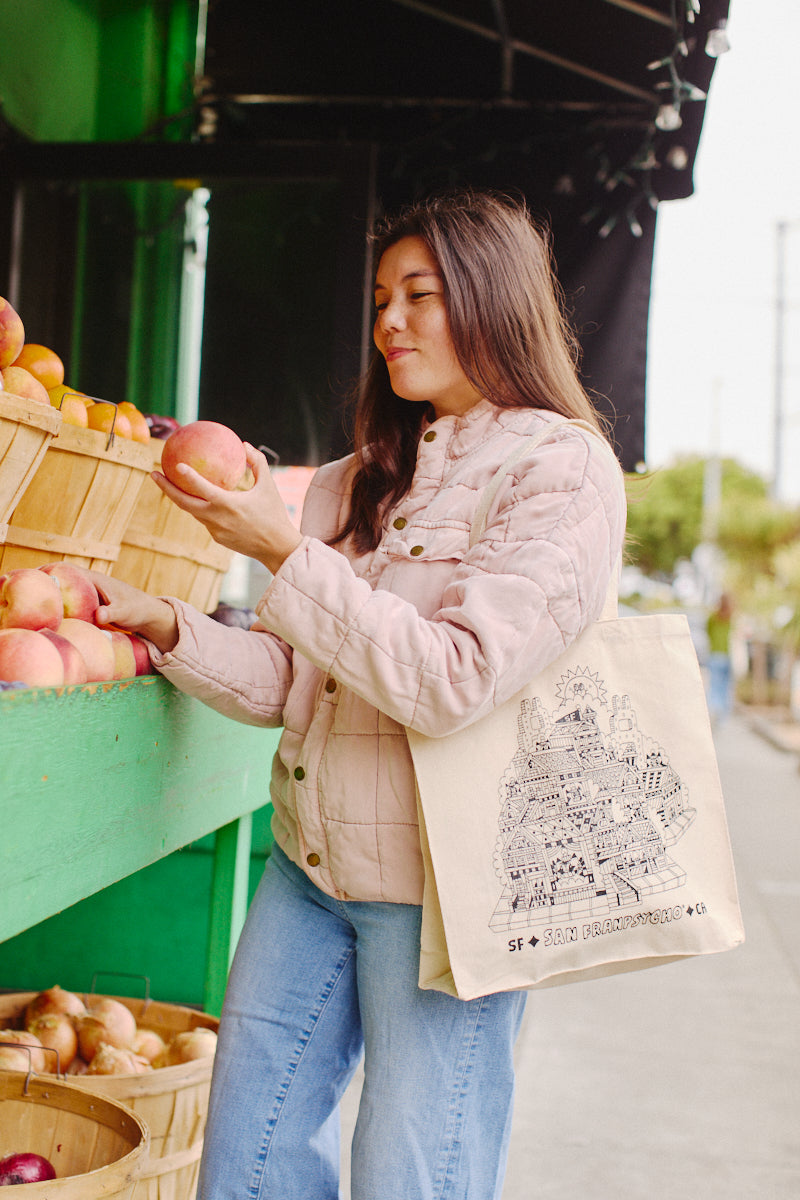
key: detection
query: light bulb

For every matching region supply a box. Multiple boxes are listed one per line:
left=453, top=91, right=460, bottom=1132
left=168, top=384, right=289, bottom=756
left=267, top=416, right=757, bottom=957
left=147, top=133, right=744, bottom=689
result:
left=705, top=21, right=731, bottom=57
left=655, top=104, right=683, bottom=131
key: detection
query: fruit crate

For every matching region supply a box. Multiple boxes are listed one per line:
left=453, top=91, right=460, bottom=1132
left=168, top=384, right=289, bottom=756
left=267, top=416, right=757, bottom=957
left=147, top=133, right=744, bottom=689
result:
left=112, top=440, right=233, bottom=613
left=0, top=420, right=153, bottom=574
left=0, top=1068, right=148, bottom=1199
left=0, top=991, right=218, bottom=1200
left=0, top=391, right=62, bottom=527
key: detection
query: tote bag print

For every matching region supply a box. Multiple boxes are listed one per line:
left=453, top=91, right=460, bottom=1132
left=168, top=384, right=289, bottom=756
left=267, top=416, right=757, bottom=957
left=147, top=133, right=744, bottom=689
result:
left=408, top=614, right=745, bottom=1000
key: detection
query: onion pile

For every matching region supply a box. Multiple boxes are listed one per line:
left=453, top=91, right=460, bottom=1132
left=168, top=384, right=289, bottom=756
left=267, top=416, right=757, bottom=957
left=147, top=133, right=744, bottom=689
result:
left=1, top=986, right=217, bottom=1077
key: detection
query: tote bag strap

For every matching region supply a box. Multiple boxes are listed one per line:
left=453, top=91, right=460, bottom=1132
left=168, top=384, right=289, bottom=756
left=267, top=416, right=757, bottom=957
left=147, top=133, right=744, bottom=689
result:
left=469, top=417, right=621, bottom=619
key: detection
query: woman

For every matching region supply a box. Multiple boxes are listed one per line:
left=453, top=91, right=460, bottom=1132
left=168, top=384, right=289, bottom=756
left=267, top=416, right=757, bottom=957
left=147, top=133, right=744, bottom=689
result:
left=89, top=190, right=626, bottom=1199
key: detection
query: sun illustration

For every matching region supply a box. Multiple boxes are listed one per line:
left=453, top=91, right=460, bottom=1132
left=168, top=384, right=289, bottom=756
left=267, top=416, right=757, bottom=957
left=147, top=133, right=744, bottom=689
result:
left=555, top=666, right=607, bottom=708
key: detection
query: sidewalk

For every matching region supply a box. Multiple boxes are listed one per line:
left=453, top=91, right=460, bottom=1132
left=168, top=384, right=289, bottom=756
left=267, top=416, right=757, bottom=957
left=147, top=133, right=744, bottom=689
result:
left=743, top=703, right=800, bottom=756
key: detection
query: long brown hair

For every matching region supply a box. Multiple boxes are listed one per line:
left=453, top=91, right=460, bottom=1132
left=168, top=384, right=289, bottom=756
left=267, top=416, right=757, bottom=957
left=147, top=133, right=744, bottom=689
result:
left=335, top=189, right=607, bottom=553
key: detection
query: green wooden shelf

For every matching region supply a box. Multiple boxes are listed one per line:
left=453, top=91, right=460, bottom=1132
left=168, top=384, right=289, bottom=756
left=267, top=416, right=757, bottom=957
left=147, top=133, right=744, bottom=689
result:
left=0, top=674, right=280, bottom=1014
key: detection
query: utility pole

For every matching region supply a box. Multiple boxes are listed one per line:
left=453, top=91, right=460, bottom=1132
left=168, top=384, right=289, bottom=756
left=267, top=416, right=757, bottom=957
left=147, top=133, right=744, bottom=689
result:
left=773, top=218, right=800, bottom=502
left=772, top=220, right=786, bottom=501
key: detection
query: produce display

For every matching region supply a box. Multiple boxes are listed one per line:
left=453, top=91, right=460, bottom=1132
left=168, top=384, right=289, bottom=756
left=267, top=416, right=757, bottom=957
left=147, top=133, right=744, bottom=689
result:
left=0, top=294, right=254, bottom=692
left=0, top=986, right=217, bottom=1078
left=0, top=563, right=150, bottom=688
left=0, top=295, right=155, bottom=440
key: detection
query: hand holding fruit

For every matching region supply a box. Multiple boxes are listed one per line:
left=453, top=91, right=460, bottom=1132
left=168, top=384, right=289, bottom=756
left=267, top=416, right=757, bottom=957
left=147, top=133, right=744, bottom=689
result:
left=155, top=431, right=302, bottom=575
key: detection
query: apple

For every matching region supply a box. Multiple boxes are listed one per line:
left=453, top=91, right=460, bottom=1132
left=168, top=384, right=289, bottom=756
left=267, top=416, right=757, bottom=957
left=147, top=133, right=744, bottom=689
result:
left=130, top=633, right=152, bottom=675
left=39, top=562, right=100, bottom=622
left=116, top=629, right=152, bottom=676
left=161, top=420, right=247, bottom=497
left=108, top=629, right=138, bottom=679
left=0, top=628, right=65, bottom=687
left=41, top=629, right=90, bottom=685
left=0, top=568, right=64, bottom=631
left=56, top=618, right=115, bottom=682
left=0, top=364, right=50, bottom=405
left=0, top=295, right=24, bottom=370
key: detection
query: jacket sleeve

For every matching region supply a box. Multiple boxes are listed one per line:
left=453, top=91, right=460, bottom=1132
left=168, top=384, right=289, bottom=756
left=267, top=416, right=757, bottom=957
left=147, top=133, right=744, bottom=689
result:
left=256, top=426, right=627, bottom=737
left=146, top=599, right=294, bottom=727
left=143, top=458, right=355, bottom=726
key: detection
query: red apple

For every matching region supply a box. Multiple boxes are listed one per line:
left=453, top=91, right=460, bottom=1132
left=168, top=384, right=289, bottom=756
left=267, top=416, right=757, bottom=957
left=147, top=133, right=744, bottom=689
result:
left=161, top=420, right=247, bottom=497
left=0, top=364, right=50, bottom=405
left=116, top=629, right=152, bottom=676
left=56, top=618, right=115, bottom=682
left=41, top=629, right=90, bottom=684
left=108, top=629, right=138, bottom=679
left=0, top=567, right=64, bottom=631
left=39, top=562, right=100, bottom=621
left=0, top=295, right=24, bottom=370
left=0, top=628, right=65, bottom=686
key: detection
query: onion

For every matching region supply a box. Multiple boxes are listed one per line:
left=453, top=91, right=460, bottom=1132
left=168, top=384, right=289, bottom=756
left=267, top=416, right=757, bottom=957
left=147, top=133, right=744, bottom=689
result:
left=0, top=1152, right=56, bottom=1184
left=86, top=1043, right=152, bottom=1076
left=26, top=1013, right=78, bottom=1072
left=24, top=985, right=86, bottom=1026
left=131, top=1027, right=167, bottom=1064
left=156, top=1027, right=218, bottom=1067
left=66, top=1055, right=89, bottom=1076
left=76, top=997, right=136, bottom=1060
left=0, top=1030, right=46, bottom=1074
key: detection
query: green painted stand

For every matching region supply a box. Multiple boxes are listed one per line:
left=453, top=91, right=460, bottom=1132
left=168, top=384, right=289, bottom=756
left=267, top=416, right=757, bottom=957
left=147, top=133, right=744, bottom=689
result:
left=0, top=675, right=280, bottom=1014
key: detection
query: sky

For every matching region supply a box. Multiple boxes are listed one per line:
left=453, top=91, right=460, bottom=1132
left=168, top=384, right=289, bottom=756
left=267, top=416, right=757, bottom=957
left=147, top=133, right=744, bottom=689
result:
left=645, top=0, right=800, bottom=502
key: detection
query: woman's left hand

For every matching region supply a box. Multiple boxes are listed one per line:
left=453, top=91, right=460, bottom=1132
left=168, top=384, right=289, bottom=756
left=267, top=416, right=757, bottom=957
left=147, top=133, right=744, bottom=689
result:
left=152, top=442, right=302, bottom=575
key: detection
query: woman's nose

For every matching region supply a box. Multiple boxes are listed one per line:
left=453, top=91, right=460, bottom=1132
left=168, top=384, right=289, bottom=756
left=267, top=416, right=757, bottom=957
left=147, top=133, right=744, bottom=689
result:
left=377, top=298, right=406, bottom=332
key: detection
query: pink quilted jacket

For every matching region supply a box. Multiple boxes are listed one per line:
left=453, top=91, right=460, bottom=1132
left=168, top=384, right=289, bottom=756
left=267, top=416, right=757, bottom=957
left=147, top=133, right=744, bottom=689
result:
left=149, top=400, right=626, bottom=903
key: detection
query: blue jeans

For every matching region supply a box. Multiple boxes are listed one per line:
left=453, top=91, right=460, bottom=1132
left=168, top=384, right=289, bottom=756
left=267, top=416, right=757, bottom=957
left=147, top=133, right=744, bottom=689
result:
left=197, top=843, right=527, bottom=1200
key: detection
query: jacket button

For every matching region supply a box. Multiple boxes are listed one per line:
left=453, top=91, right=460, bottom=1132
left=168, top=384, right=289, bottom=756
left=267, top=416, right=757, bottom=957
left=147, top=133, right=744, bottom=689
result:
left=392, top=516, right=407, bottom=529
left=325, top=678, right=337, bottom=693
left=423, top=430, right=437, bottom=442
left=410, top=544, right=424, bottom=556
left=306, top=852, right=321, bottom=867
left=294, top=766, right=305, bottom=780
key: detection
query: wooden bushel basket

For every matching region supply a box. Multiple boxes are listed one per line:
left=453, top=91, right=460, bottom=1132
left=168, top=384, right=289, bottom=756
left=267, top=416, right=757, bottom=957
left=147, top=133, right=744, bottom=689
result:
left=0, top=420, right=153, bottom=574
left=0, top=391, right=62, bottom=526
left=112, top=441, right=232, bottom=613
left=0, top=1068, right=148, bottom=1199
left=0, top=993, right=219, bottom=1200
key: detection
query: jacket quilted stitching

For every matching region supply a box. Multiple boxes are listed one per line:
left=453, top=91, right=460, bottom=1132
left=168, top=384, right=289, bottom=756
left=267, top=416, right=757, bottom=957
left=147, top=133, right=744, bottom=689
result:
left=149, top=400, right=626, bottom=903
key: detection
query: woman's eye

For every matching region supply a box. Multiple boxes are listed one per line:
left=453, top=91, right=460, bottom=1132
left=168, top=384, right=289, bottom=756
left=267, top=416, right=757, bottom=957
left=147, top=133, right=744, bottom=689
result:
left=410, top=291, right=432, bottom=301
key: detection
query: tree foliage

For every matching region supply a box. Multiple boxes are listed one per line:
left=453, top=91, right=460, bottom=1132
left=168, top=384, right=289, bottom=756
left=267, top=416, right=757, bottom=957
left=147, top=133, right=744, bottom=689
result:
left=625, top=455, right=800, bottom=649
left=624, top=456, right=769, bottom=577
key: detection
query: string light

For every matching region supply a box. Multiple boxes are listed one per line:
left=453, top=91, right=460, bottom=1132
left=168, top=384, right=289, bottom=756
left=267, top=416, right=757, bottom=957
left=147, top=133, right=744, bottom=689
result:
left=705, top=19, right=731, bottom=57
left=579, top=0, right=722, bottom=234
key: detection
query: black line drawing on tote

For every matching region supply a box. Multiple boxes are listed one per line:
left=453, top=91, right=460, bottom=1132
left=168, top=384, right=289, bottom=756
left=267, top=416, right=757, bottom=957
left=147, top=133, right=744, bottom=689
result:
left=490, top=667, right=696, bottom=932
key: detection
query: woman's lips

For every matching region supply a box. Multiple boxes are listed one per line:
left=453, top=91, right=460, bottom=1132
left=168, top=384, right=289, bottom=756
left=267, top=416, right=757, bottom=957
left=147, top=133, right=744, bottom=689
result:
left=385, top=347, right=413, bottom=362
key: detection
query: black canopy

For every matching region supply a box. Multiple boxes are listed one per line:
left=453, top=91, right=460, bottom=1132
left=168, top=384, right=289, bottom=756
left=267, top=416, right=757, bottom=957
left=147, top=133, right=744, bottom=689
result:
left=200, top=0, right=731, bottom=466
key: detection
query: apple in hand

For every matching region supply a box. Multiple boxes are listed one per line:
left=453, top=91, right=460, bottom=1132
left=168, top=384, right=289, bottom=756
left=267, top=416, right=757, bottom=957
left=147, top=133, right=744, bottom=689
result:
left=0, top=295, right=25, bottom=370
left=41, top=629, right=90, bottom=685
left=0, top=628, right=65, bottom=686
left=161, top=420, right=247, bottom=497
left=39, top=562, right=100, bottom=621
left=0, top=568, right=64, bottom=631
left=56, top=618, right=115, bottom=682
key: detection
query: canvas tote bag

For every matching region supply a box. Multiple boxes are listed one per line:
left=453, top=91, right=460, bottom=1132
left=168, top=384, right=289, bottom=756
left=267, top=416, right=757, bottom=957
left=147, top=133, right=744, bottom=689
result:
left=407, top=420, right=745, bottom=1000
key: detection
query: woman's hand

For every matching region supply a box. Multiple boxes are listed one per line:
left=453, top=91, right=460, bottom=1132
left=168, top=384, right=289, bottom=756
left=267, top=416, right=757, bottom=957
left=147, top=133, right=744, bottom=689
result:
left=152, top=443, right=302, bottom=576
left=83, top=570, right=180, bottom=655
